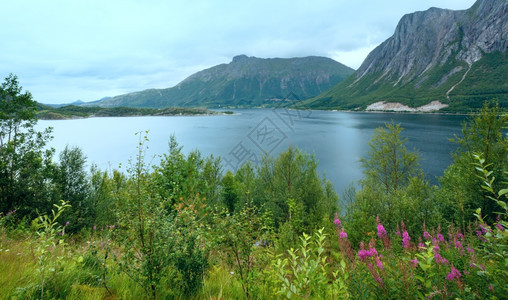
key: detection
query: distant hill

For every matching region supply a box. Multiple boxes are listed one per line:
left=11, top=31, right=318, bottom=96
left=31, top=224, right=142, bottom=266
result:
left=45, top=99, right=87, bottom=108
left=36, top=103, right=227, bottom=120
left=88, top=55, right=354, bottom=108
left=308, top=0, right=508, bottom=112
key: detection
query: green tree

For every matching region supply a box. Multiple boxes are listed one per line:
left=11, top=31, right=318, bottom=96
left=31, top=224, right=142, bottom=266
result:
left=0, top=74, right=54, bottom=217
left=360, top=122, right=419, bottom=194
left=437, top=102, right=507, bottom=226
left=221, top=171, right=239, bottom=213
left=88, top=164, right=119, bottom=227
left=152, top=135, right=222, bottom=211
left=253, top=146, right=338, bottom=236
left=56, top=145, right=91, bottom=232
left=114, top=133, right=211, bottom=298
left=345, top=122, right=436, bottom=244
left=114, top=132, right=169, bottom=299
left=215, top=203, right=265, bottom=299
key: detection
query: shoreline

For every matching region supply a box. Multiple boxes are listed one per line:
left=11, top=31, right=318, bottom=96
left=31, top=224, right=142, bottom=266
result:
left=37, top=109, right=235, bottom=120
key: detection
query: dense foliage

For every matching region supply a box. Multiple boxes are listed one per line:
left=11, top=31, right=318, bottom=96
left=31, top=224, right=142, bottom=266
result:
left=1, top=75, right=507, bottom=299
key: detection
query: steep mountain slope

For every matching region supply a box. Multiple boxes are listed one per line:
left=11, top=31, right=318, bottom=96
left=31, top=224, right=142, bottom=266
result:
left=92, top=55, right=354, bottom=108
left=308, top=0, right=508, bottom=111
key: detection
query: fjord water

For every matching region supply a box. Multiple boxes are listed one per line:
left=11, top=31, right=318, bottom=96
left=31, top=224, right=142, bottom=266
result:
left=37, top=109, right=466, bottom=195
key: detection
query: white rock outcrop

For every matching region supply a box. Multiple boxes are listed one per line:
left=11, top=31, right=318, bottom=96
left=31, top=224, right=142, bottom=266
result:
left=365, top=100, right=448, bottom=112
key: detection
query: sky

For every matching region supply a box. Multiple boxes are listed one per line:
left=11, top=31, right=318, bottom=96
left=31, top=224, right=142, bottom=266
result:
left=1, top=0, right=477, bottom=104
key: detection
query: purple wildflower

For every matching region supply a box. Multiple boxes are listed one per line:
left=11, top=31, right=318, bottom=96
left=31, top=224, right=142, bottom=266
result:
left=423, top=231, right=431, bottom=240
left=434, top=252, right=449, bottom=265
left=93, top=225, right=97, bottom=230
left=65, top=221, right=70, bottom=226
left=339, top=231, right=348, bottom=239
left=476, top=229, right=487, bottom=242
left=495, top=223, right=504, bottom=232
left=455, top=240, right=465, bottom=255
left=480, top=224, right=489, bottom=234
left=437, top=233, right=445, bottom=243
left=358, top=249, right=369, bottom=260
left=445, top=266, right=462, bottom=281
left=375, top=257, right=384, bottom=269
left=377, top=224, right=386, bottom=239
left=410, top=258, right=419, bottom=268
left=334, top=218, right=341, bottom=226
left=402, top=231, right=411, bottom=249
left=358, top=247, right=378, bottom=260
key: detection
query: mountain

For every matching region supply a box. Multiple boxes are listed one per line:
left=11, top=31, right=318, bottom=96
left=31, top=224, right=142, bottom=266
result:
left=45, top=99, right=87, bottom=108
left=308, top=0, right=508, bottom=112
left=90, top=55, right=354, bottom=108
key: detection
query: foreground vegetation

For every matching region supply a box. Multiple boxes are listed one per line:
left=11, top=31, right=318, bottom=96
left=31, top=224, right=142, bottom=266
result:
left=1, top=74, right=507, bottom=299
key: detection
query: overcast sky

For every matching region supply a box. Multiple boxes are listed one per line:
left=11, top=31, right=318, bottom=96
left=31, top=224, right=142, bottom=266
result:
left=1, top=0, right=476, bottom=104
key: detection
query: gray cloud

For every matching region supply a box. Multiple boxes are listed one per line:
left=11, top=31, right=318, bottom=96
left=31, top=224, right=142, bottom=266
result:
left=0, top=0, right=476, bottom=104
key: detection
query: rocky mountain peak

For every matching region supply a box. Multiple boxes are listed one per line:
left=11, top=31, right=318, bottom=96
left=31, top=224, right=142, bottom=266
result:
left=232, top=54, right=251, bottom=63
left=355, top=0, right=507, bottom=86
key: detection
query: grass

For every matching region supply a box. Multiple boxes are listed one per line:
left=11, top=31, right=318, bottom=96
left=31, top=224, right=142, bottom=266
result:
left=0, top=233, right=36, bottom=298
left=0, top=230, right=242, bottom=299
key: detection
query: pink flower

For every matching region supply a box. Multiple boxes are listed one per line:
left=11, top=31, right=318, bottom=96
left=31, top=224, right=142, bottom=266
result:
left=437, top=233, right=445, bottom=243
left=402, top=231, right=411, bottom=249
left=410, top=259, right=419, bottom=268
left=334, top=218, right=341, bottom=226
left=358, top=247, right=378, bottom=260
left=375, top=257, right=384, bottom=269
left=377, top=224, right=386, bottom=239
left=496, top=223, right=504, bottom=232
left=93, top=225, right=97, bottom=230
left=455, top=240, right=464, bottom=255
left=445, top=266, right=461, bottom=281
left=434, top=252, right=449, bottom=265
left=358, top=249, right=370, bottom=260
left=423, top=231, right=431, bottom=240
left=339, top=231, right=348, bottom=239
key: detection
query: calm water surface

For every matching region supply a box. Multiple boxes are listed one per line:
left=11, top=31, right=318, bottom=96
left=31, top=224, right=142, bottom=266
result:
left=37, top=109, right=467, bottom=195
